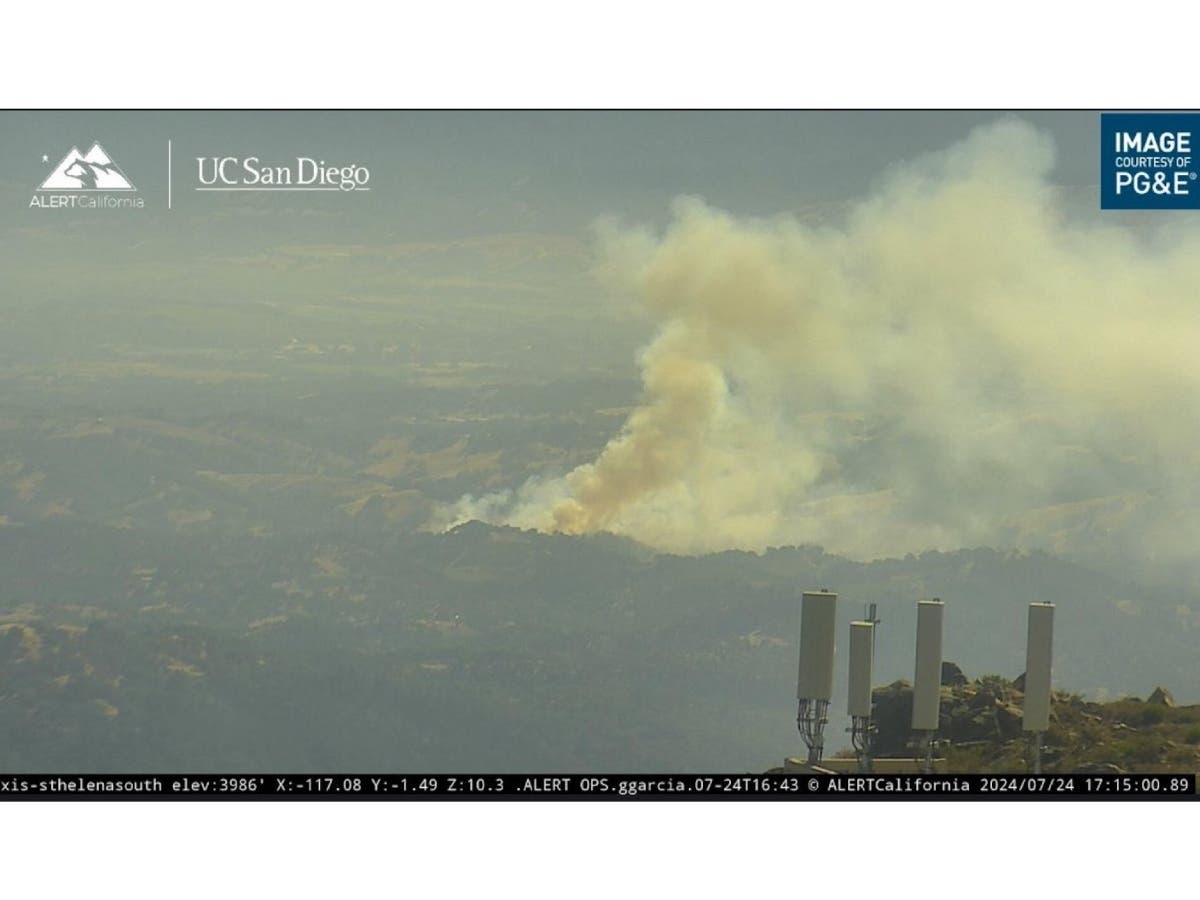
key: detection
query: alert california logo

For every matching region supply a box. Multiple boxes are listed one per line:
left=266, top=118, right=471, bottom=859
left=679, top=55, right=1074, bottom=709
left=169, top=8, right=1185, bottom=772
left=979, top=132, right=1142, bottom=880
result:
left=30, top=142, right=145, bottom=209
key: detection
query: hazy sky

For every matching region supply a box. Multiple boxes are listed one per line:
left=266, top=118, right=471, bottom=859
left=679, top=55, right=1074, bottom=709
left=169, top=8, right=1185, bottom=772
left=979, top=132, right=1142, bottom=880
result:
left=0, top=112, right=1104, bottom=310
left=0, top=111, right=1110, bottom=385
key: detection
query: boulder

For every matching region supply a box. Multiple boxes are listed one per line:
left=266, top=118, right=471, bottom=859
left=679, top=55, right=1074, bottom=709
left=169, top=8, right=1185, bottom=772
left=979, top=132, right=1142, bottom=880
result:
left=940, top=661, right=968, bottom=686
left=1146, top=686, right=1176, bottom=707
left=996, top=704, right=1024, bottom=739
left=968, top=689, right=998, bottom=710
left=957, top=710, right=998, bottom=742
left=940, top=662, right=969, bottom=691
left=1076, top=762, right=1127, bottom=775
left=871, top=681, right=914, bottom=757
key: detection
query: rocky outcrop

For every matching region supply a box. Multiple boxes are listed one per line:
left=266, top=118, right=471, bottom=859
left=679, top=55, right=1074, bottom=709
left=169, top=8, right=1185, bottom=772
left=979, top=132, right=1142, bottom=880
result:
left=940, top=661, right=968, bottom=686
left=1146, top=686, right=1176, bottom=707
left=870, top=680, right=914, bottom=757
left=865, top=667, right=1198, bottom=773
left=871, top=666, right=1033, bottom=753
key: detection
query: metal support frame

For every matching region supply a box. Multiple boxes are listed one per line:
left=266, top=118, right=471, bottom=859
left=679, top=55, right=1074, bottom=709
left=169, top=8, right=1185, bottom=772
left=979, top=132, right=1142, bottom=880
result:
left=797, top=698, right=830, bottom=764
left=850, top=714, right=873, bottom=773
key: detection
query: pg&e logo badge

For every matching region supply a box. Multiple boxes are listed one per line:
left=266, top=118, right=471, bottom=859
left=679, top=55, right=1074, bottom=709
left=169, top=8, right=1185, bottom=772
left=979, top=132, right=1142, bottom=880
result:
left=1101, top=113, right=1199, bottom=210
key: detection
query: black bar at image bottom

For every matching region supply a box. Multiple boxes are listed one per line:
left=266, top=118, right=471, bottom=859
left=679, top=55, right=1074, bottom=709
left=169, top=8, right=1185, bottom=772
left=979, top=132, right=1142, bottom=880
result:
left=0, top=773, right=1195, bottom=799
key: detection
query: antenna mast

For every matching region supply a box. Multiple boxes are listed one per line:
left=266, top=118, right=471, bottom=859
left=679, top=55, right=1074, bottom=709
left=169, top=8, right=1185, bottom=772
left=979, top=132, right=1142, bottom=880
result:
left=796, top=590, right=837, bottom=764
left=911, top=598, right=944, bottom=774
left=848, top=619, right=876, bottom=772
left=1023, top=602, right=1055, bottom=774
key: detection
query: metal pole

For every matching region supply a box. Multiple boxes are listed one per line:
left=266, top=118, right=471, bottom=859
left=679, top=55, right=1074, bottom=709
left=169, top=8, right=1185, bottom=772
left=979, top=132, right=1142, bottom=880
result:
left=915, top=731, right=935, bottom=775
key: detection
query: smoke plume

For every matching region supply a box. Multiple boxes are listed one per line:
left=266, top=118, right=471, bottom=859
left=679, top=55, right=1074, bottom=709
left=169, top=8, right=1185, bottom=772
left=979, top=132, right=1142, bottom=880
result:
left=435, top=120, right=1200, bottom=563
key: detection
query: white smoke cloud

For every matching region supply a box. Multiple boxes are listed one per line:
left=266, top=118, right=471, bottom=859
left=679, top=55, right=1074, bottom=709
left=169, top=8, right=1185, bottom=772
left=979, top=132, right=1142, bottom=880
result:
left=435, top=119, right=1200, bottom=562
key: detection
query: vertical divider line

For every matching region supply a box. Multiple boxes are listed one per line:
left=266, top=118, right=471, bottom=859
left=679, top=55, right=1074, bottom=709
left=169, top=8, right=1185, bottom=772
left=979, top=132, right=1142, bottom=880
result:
left=168, top=139, right=172, bottom=210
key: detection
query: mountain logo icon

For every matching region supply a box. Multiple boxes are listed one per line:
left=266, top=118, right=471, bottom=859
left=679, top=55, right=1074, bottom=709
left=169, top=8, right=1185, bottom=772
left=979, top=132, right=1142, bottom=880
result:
left=38, top=143, right=137, bottom=191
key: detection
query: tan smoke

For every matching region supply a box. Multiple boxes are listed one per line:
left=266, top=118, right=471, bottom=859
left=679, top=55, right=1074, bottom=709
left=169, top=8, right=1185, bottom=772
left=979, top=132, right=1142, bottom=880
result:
left=436, top=119, right=1200, bottom=561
